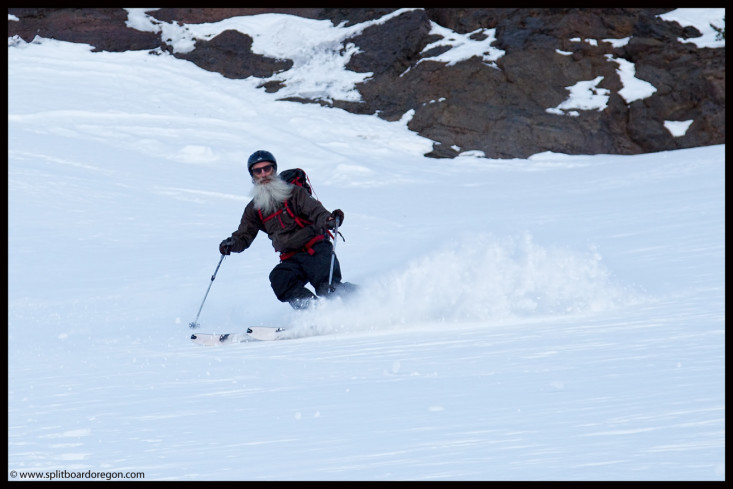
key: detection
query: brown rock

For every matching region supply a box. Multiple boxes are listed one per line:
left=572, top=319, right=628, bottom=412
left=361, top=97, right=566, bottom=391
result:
left=8, top=8, right=725, bottom=159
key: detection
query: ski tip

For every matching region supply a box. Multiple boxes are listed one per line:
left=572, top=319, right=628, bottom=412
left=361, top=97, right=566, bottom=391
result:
left=190, top=334, right=198, bottom=340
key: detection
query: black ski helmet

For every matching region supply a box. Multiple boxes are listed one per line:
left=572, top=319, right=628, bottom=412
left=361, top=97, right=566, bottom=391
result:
left=247, top=150, right=277, bottom=175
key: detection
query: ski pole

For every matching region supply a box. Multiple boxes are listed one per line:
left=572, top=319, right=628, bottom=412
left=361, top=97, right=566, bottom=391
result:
left=327, top=218, right=340, bottom=293
left=189, top=254, right=225, bottom=329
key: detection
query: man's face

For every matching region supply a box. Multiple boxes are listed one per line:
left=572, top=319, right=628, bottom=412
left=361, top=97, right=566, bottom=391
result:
left=251, top=161, right=275, bottom=183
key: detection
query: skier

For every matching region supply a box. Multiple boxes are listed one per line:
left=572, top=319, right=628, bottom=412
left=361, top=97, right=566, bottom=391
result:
left=219, top=150, right=355, bottom=309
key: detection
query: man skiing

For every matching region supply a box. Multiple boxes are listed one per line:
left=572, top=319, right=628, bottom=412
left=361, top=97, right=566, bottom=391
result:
left=219, top=150, right=354, bottom=309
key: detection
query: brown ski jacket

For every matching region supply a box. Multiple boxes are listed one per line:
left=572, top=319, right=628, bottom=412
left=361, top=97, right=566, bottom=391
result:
left=227, top=185, right=332, bottom=255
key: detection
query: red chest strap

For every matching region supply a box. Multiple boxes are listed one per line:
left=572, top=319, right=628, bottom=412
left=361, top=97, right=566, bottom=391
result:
left=258, top=200, right=311, bottom=229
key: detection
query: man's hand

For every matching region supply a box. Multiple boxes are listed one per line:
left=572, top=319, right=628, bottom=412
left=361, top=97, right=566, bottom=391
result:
left=219, top=237, right=235, bottom=255
left=327, top=209, right=344, bottom=229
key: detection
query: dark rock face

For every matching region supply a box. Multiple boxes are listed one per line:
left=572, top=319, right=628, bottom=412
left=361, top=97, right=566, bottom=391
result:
left=7, top=8, right=160, bottom=52
left=8, top=8, right=725, bottom=159
left=174, top=29, right=294, bottom=81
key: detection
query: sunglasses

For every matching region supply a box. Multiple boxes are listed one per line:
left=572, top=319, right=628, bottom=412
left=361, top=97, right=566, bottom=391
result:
left=252, top=164, right=275, bottom=176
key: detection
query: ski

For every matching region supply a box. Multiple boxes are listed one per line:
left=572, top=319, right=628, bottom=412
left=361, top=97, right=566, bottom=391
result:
left=245, top=326, right=288, bottom=341
left=190, top=326, right=288, bottom=346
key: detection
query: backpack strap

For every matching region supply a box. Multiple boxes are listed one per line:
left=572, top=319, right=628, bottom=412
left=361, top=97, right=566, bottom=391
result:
left=258, top=199, right=310, bottom=230
left=282, top=200, right=312, bottom=228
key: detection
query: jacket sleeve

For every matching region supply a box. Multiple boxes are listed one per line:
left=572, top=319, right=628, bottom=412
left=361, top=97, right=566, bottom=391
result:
left=292, top=186, right=332, bottom=230
left=228, top=201, right=263, bottom=253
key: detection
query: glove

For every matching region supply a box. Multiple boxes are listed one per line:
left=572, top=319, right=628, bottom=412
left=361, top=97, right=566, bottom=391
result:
left=219, top=237, right=235, bottom=255
left=327, top=209, right=344, bottom=229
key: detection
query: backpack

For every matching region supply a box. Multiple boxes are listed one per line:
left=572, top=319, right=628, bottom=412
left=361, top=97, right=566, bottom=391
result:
left=279, top=168, right=314, bottom=197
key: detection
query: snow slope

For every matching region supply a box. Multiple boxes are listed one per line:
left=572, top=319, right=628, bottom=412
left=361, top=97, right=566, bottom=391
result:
left=8, top=10, right=724, bottom=481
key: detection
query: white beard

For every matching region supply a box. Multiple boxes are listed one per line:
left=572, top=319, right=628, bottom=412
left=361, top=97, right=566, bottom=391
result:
left=251, top=175, right=293, bottom=214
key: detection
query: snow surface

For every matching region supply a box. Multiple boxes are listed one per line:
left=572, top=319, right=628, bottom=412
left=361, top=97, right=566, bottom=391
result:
left=659, top=8, right=727, bottom=49
left=8, top=9, right=725, bottom=482
left=664, top=120, right=695, bottom=137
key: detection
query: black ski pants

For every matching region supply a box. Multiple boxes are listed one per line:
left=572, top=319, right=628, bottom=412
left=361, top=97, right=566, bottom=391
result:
left=269, top=240, right=342, bottom=308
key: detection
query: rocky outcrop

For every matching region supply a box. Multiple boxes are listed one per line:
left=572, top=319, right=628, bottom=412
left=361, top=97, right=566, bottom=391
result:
left=8, top=8, right=725, bottom=159
left=7, top=8, right=160, bottom=52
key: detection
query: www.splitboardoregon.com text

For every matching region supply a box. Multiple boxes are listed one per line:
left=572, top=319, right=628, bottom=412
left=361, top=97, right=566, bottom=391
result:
left=9, top=469, right=145, bottom=481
